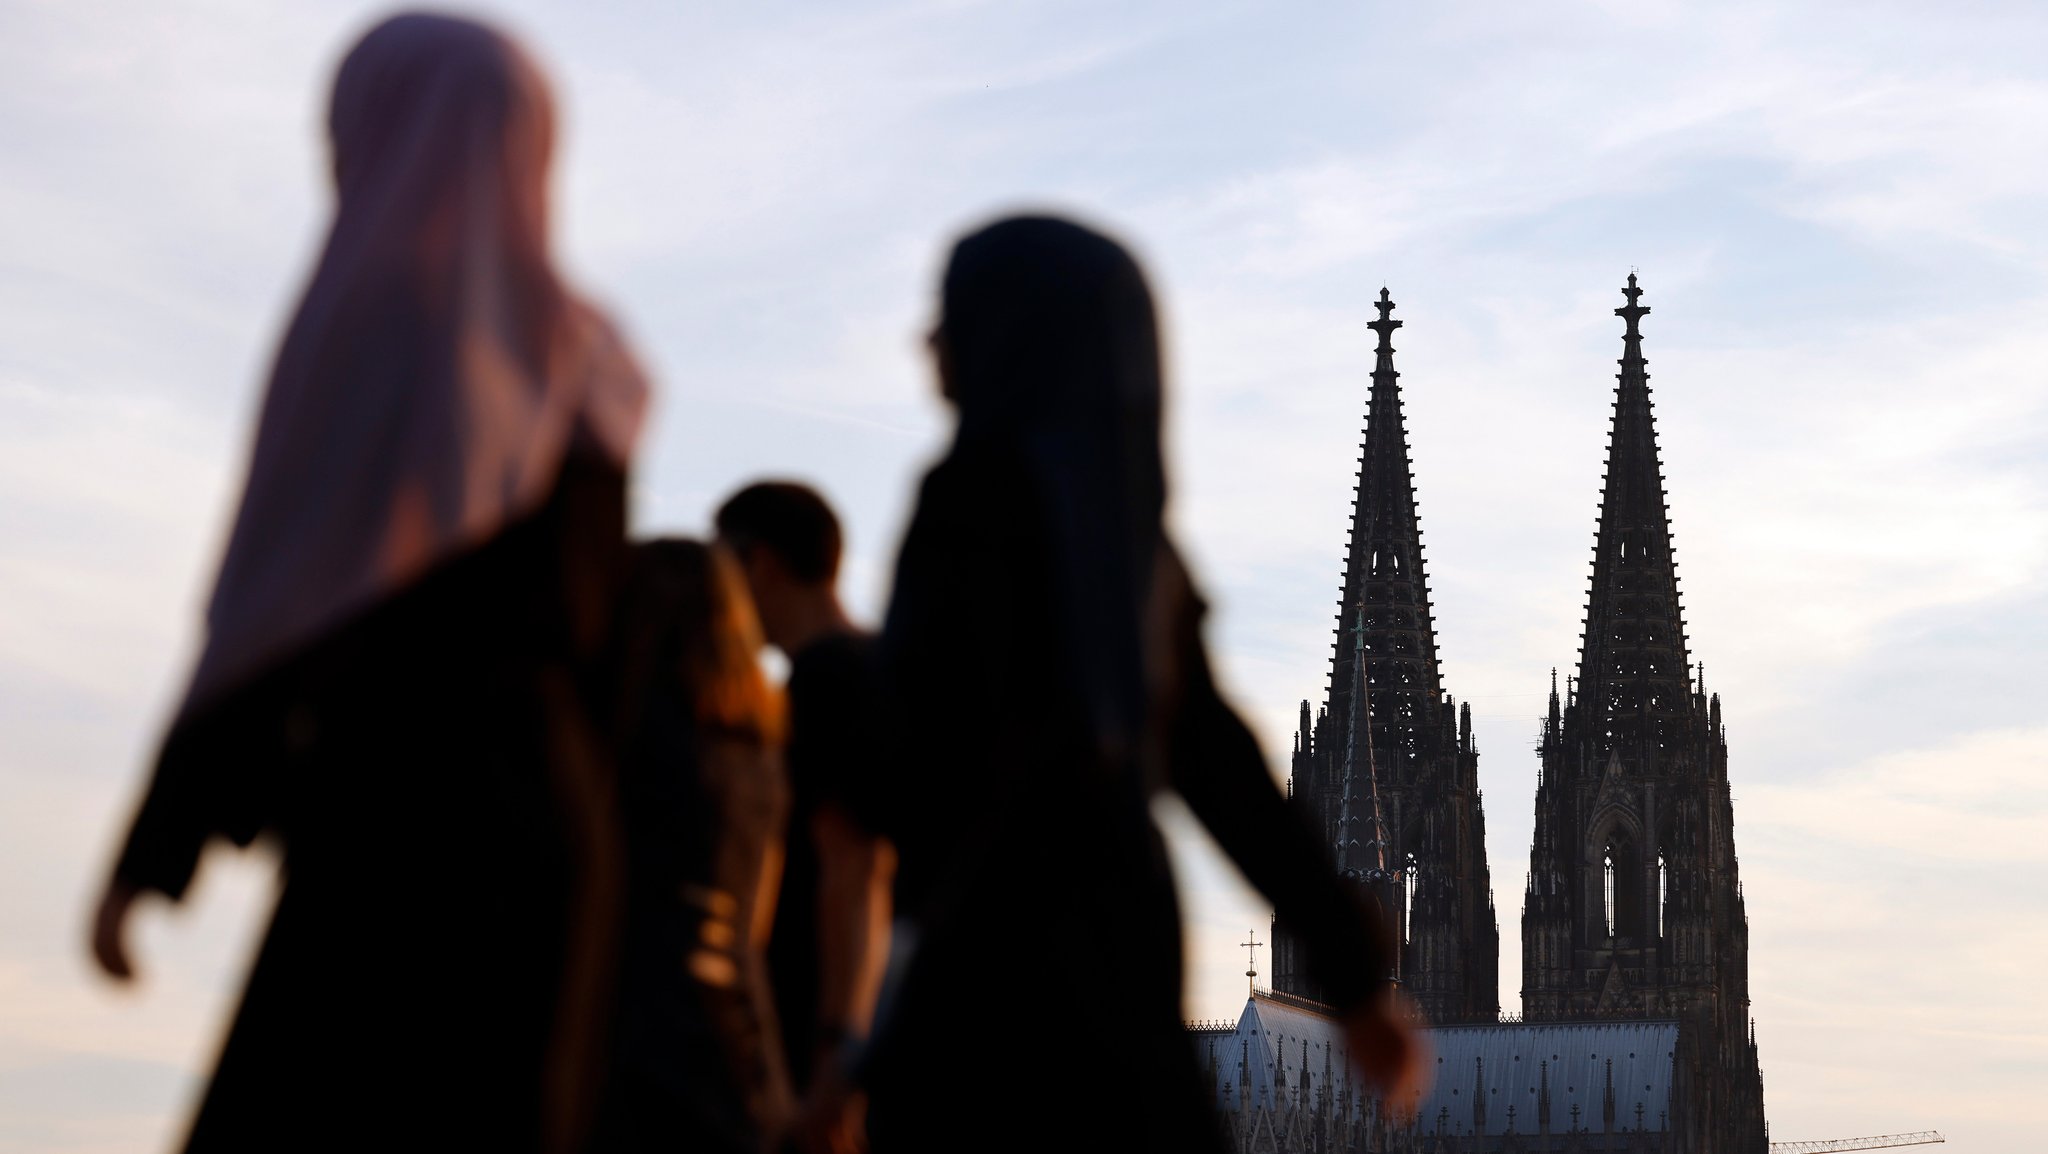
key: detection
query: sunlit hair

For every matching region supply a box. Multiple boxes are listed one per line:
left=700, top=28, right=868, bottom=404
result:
left=616, top=538, right=785, bottom=747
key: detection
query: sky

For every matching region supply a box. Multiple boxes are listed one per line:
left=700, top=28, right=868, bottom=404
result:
left=2, top=0, right=2045, bottom=1151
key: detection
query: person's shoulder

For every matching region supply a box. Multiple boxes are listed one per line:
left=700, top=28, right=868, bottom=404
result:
left=913, top=446, right=1036, bottom=524
left=789, top=629, right=878, bottom=689
left=1156, top=539, right=1208, bottom=625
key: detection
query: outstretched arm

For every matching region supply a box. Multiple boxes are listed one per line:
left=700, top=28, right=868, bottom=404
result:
left=1166, top=603, right=1426, bottom=1104
left=1167, top=640, right=1388, bottom=1007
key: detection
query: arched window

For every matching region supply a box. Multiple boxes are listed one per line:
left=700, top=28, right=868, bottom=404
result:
left=1657, top=852, right=1669, bottom=939
left=1402, top=854, right=1419, bottom=946
left=1600, top=830, right=1644, bottom=943
left=1603, top=851, right=1617, bottom=939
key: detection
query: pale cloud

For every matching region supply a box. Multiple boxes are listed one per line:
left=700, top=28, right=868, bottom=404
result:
left=1739, top=728, right=2048, bottom=1146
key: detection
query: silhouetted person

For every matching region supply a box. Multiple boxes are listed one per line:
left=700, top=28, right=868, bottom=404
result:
left=89, top=14, right=648, bottom=1152
left=862, top=215, right=1425, bottom=1153
left=598, top=538, right=794, bottom=1154
left=716, top=482, right=896, bottom=1154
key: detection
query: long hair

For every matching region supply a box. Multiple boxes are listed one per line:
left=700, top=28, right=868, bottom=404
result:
left=615, top=539, right=784, bottom=748
left=920, top=213, right=1167, bottom=759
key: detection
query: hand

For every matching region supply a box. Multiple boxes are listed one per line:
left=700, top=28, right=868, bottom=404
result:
left=1342, top=989, right=1430, bottom=1121
left=91, top=878, right=141, bottom=982
left=791, top=1061, right=868, bottom=1154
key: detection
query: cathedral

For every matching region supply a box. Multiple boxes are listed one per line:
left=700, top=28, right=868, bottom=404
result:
left=1205, top=277, right=1769, bottom=1153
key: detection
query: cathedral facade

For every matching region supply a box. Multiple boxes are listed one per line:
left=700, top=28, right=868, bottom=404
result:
left=1215, top=278, right=1767, bottom=1154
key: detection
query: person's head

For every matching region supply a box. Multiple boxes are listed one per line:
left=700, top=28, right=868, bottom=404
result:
left=326, top=13, right=564, bottom=346
left=178, top=13, right=649, bottom=713
left=931, top=215, right=1162, bottom=479
left=714, top=481, right=845, bottom=652
left=616, top=538, right=782, bottom=746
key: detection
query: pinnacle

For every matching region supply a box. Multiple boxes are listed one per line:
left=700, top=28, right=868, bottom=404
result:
left=1326, top=283, right=1445, bottom=784
left=1573, top=272, right=1692, bottom=761
left=1368, top=288, right=1404, bottom=346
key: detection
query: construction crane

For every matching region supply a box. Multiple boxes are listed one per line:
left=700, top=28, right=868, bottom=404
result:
left=1769, top=1132, right=1944, bottom=1154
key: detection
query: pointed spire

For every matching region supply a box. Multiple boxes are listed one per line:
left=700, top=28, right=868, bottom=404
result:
left=1603, top=1057, right=1616, bottom=1131
left=1336, top=608, right=1398, bottom=932
left=1546, top=667, right=1563, bottom=745
left=1473, top=1055, right=1487, bottom=1133
left=1576, top=272, right=1692, bottom=766
left=1335, top=614, right=1366, bottom=875
left=1239, top=1038, right=1251, bottom=1113
left=1327, top=287, right=1444, bottom=791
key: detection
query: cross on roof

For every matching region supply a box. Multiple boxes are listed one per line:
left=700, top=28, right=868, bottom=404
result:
left=1241, top=930, right=1262, bottom=994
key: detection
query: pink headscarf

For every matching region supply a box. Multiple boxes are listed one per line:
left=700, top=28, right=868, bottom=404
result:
left=182, top=12, right=649, bottom=712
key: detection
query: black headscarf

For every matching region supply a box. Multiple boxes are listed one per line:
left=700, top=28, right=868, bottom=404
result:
left=926, top=214, right=1167, bottom=761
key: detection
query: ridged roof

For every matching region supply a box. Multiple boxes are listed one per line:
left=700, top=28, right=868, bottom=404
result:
left=1202, top=993, right=1678, bottom=1139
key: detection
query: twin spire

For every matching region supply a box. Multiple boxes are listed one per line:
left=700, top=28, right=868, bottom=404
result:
left=1330, top=286, right=1436, bottom=898
left=1329, top=286, right=1441, bottom=770
left=1575, top=272, right=1693, bottom=761
left=1335, top=271, right=1694, bottom=856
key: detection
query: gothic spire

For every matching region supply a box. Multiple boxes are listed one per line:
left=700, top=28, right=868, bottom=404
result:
left=1336, top=608, right=1396, bottom=899
left=1544, top=667, right=1562, bottom=747
left=1575, top=273, right=1692, bottom=763
left=1327, top=288, right=1443, bottom=787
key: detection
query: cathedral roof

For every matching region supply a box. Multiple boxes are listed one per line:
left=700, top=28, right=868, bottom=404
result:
left=1419, top=1020, right=1679, bottom=1138
left=1202, top=992, right=1677, bottom=1139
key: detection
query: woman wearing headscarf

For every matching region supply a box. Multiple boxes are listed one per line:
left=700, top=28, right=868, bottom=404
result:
left=860, top=215, right=1424, bottom=1152
left=89, top=14, right=648, bottom=1152
left=598, top=538, right=794, bottom=1153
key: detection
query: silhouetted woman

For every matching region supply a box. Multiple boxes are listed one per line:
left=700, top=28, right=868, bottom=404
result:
left=599, top=538, right=794, bottom=1153
left=90, top=14, right=648, bottom=1152
left=863, top=215, right=1423, bottom=1152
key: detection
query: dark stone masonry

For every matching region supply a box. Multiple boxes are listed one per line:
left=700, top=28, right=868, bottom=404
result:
left=1213, top=277, right=1768, bottom=1154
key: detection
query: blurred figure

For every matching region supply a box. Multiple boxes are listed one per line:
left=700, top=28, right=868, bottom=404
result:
left=90, top=13, right=647, bottom=1152
left=598, top=539, right=794, bottom=1154
left=715, top=482, right=896, bottom=1154
left=862, top=215, right=1425, bottom=1153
